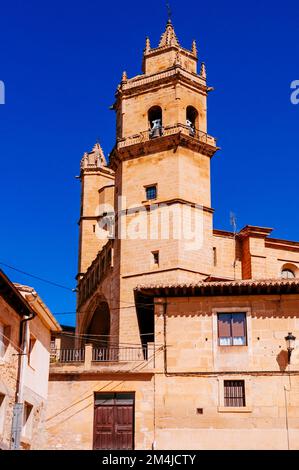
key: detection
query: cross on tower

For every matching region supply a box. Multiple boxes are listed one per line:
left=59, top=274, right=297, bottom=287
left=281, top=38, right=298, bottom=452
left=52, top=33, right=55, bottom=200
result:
left=166, top=2, right=172, bottom=23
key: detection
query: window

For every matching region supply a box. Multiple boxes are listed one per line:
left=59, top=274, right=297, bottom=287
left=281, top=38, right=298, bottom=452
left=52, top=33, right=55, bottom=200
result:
left=148, top=106, right=162, bottom=138
left=28, top=336, right=36, bottom=366
left=22, top=402, right=33, bottom=438
left=224, top=380, right=246, bottom=407
left=186, top=106, right=198, bottom=136
left=145, top=185, right=157, bottom=201
left=213, top=247, right=217, bottom=266
left=0, top=393, right=5, bottom=434
left=152, top=251, right=159, bottom=265
left=217, top=313, right=247, bottom=346
left=0, top=324, right=4, bottom=357
left=281, top=269, right=295, bottom=279
left=0, top=323, right=10, bottom=358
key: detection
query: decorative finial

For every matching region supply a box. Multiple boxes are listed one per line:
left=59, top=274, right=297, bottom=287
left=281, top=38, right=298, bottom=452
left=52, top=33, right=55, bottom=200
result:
left=174, top=51, right=182, bottom=66
left=192, top=40, right=197, bottom=57
left=145, top=36, right=151, bottom=53
left=200, top=62, right=206, bottom=79
left=80, top=141, right=107, bottom=170
left=159, top=13, right=180, bottom=47
left=121, top=70, right=127, bottom=82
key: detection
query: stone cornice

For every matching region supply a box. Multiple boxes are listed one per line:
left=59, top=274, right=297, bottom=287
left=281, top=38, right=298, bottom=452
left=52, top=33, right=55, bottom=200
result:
left=49, top=370, right=154, bottom=379
left=80, top=166, right=115, bottom=179
left=118, top=66, right=207, bottom=98
left=238, top=225, right=273, bottom=239
left=266, top=238, right=299, bottom=252
left=144, top=44, right=197, bottom=61
left=78, top=201, right=213, bottom=225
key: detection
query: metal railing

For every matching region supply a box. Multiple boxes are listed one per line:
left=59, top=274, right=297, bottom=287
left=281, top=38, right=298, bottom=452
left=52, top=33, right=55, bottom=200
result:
left=92, top=346, right=147, bottom=362
left=50, top=348, right=85, bottom=363
left=117, top=123, right=216, bottom=149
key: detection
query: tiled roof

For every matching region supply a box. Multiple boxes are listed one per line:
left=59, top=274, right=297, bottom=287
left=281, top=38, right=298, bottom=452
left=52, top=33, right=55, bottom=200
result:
left=135, top=278, right=299, bottom=297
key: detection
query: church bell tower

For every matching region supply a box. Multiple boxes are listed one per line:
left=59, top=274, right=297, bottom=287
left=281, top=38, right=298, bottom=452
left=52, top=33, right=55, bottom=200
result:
left=109, top=20, right=219, bottom=344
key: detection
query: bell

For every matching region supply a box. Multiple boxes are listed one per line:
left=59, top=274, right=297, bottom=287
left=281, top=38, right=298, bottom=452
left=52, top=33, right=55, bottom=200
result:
left=150, top=119, right=162, bottom=138
left=186, top=119, right=195, bottom=137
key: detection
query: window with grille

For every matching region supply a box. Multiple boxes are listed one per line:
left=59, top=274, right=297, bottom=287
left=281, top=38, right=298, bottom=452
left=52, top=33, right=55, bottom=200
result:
left=224, top=380, right=246, bottom=407
left=217, top=313, right=247, bottom=346
left=145, top=185, right=157, bottom=200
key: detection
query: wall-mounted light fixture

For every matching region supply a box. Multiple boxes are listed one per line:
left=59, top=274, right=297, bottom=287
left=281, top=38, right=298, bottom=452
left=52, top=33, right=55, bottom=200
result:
left=285, top=332, right=296, bottom=364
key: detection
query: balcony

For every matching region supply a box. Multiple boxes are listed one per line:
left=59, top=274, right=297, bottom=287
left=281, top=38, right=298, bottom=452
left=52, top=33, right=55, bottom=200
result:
left=116, top=123, right=217, bottom=150
left=49, top=343, right=159, bottom=374
left=50, top=348, right=85, bottom=363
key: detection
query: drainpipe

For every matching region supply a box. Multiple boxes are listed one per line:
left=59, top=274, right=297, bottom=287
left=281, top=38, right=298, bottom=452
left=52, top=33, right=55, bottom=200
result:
left=10, top=311, right=35, bottom=450
left=162, top=299, right=168, bottom=376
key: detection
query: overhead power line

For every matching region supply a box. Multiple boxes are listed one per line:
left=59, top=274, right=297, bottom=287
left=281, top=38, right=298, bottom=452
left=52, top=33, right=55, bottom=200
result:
left=0, top=261, right=74, bottom=292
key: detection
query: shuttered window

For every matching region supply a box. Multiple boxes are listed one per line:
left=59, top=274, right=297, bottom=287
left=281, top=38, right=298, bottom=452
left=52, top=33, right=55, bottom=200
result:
left=218, top=313, right=247, bottom=346
left=224, top=380, right=246, bottom=407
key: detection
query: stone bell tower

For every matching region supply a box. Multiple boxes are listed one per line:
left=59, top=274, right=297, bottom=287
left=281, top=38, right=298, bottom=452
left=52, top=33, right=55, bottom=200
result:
left=78, top=142, right=115, bottom=276
left=109, top=20, right=219, bottom=344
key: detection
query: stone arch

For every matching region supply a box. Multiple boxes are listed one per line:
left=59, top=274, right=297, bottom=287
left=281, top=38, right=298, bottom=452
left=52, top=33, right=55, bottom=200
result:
left=85, top=301, right=111, bottom=348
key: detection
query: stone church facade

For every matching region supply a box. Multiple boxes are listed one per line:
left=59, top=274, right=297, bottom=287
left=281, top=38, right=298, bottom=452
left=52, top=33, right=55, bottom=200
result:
left=45, top=21, right=299, bottom=450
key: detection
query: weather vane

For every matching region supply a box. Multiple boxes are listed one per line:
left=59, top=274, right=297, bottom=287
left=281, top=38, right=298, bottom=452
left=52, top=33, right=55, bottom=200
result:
left=166, top=2, right=172, bottom=22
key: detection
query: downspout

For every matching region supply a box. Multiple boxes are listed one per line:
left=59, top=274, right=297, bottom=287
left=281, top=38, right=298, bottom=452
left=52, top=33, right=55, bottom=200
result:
left=11, top=310, right=35, bottom=450
left=162, top=299, right=168, bottom=376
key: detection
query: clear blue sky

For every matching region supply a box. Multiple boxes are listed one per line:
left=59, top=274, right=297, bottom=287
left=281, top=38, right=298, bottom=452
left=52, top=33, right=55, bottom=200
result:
left=0, top=0, right=298, bottom=326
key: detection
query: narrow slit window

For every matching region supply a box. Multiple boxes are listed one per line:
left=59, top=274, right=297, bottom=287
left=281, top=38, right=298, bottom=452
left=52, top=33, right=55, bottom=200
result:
left=213, top=247, right=217, bottom=266
left=22, top=402, right=33, bottom=438
left=152, top=251, right=159, bottom=265
left=28, top=336, right=36, bottom=366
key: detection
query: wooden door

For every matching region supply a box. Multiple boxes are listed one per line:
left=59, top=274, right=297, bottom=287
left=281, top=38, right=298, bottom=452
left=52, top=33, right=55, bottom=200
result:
left=93, top=393, right=134, bottom=450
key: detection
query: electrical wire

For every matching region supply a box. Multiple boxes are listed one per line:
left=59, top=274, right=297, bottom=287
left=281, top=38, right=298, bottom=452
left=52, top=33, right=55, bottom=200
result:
left=0, top=261, right=156, bottom=308
left=0, top=261, right=74, bottom=292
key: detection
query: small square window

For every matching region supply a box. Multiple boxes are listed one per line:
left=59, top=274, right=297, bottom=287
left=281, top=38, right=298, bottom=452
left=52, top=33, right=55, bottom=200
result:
left=224, top=380, right=246, bottom=407
left=217, top=313, right=247, bottom=346
left=145, top=185, right=157, bottom=201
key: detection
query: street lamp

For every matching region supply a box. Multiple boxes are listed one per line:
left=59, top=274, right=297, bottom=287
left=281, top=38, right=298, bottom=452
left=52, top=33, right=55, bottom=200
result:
left=285, top=332, right=296, bottom=364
